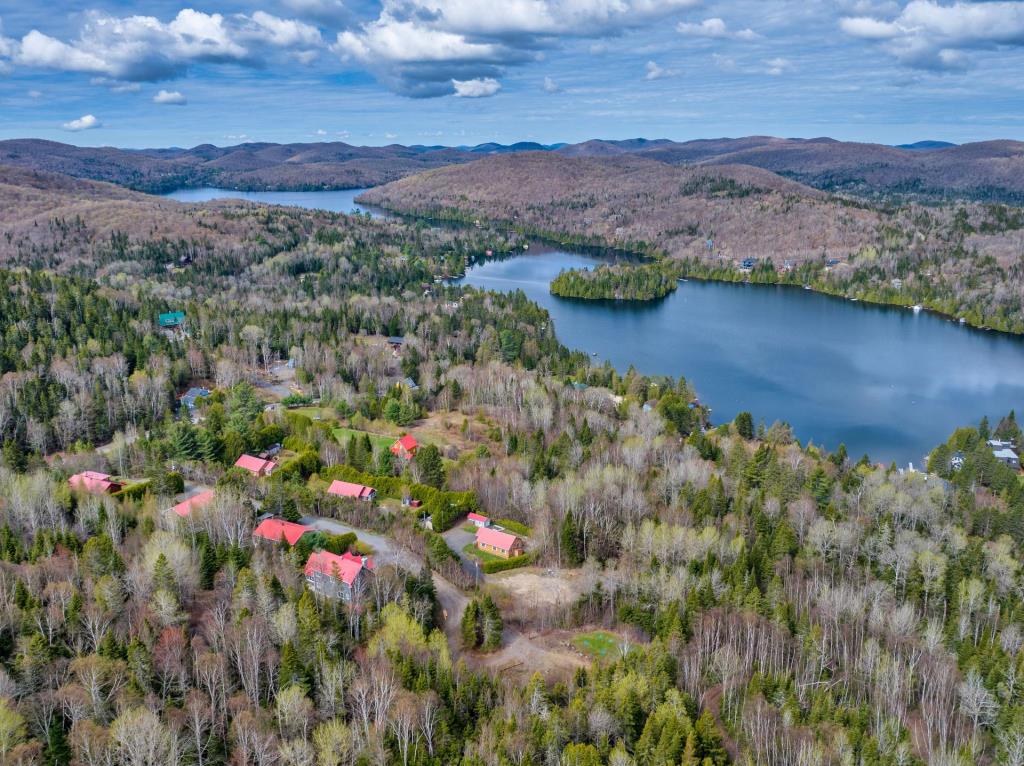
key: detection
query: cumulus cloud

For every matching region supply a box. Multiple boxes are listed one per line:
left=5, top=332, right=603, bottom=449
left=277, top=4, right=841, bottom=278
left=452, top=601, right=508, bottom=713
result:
left=841, top=0, right=1024, bottom=70
left=644, top=60, right=678, bottom=80
left=154, top=89, right=186, bottom=105
left=27, top=89, right=42, bottom=98
left=543, top=75, right=561, bottom=93
left=334, top=0, right=698, bottom=97
left=11, top=9, right=320, bottom=82
left=677, top=18, right=759, bottom=40
left=62, top=114, right=101, bottom=131
left=452, top=77, right=501, bottom=97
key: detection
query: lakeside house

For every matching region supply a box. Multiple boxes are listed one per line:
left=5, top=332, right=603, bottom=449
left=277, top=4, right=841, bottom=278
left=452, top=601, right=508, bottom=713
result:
left=252, top=518, right=310, bottom=545
left=994, top=448, right=1021, bottom=470
left=327, top=480, right=376, bottom=501
left=950, top=451, right=966, bottom=472
left=467, top=512, right=490, bottom=528
left=475, top=526, right=525, bottom=559
left=172, top=489, right=215, bottom=517
left=304, top=550, right=374, bottom=601
left=234, top=454, right=277, bottom=477
left=69, top=471, right=123, bottom=494
left=390, top=434, right=419, bottom=460
left=988, top=439, right=1017, bottom=450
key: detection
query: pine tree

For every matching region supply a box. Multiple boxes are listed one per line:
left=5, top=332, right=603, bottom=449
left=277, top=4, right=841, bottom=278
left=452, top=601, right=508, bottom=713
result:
left=170, top=421, right=200, bottom=461
left=481, top=596, right=503, bottom=651
left=415, top=444, right=446, bottom=489
left=197, top=428, right=221, bottom=464
left=460, top=599, right=480, bottom=649
left=560, top=513, right=582, bottom=566
left=199, top=543, right=219, bottom=589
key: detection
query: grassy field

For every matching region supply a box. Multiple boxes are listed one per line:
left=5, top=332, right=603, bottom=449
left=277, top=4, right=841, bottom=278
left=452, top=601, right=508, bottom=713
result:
left=463, top=541, right=505, bottom=564
left=290, top=406, right=335, bottom=421
left=333, top=427, right=395, bottom=452
left=572, top=630, right=622, bottom=660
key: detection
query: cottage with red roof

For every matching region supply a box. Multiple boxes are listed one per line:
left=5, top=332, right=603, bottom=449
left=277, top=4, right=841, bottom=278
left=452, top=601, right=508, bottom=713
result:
left=390, top=434, right=418, bottom=459
left=234, top=454, right=276, bottom=477
left=476, top=526, right=525, bottom=559
left=172, top=489, right=215, bottom=517
left=305, top=550, right=374, bottom=601
left=328, top=480, right=376, bottom=501
left=252, top=518, right=310, bottom=546
left=467, top=512, right=490, bottom=528
left=69, top=471, right=123, bottom=494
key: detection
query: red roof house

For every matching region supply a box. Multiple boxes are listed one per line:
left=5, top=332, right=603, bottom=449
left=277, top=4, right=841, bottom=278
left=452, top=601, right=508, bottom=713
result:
left=234, top=454, right=276, bottom=477
left=172, top=489, right=215, bottom=518
left=390, top=434, right=419, bottom=459
left=305, top=550, right=374, bottom=600
left=468, top=512, right=491, bottom=528
left=327, top=480, right=376, bottom=501
left=476, top=526, right=525, bottom=559
left=69, top=471, right=123, bottom=494
left=252, top=518, right=310, bottom=546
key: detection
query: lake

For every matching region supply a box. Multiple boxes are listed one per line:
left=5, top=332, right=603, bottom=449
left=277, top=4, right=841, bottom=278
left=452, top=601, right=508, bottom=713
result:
left=459, top=246, right=1024, bottom=464
left=163, top=187, right=381, bottom=216
left=163, top=188, right=1024, bottom=464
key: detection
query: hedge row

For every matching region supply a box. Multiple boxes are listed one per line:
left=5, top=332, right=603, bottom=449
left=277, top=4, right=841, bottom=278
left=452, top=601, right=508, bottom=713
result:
left=112, top=480, right=152, bottom=501
left=481, top=552, right=537, bottom=574
left=319, top=465, right=479, bottom=532
left=495, top=518, right=531, bottom=537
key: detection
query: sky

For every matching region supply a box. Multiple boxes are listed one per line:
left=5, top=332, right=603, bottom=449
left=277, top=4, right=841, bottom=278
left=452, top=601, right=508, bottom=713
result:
left=0, top=0, right=1023, bottom=148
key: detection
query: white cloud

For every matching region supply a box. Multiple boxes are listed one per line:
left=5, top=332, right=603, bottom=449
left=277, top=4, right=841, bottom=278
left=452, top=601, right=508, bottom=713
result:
left=841, top=0, right=1024, bottom=70
left=27, top=89, right=42, bottom=98
left=452, top=77, right=501, bottom=97
left=283, top=0, right=348, bottom=26
left=677, top=18, right=760, bottom=40
left=644, top=60, right=678, bottom=80
left=543, top=75, right=561, bottom=93
left=764, top=57, right=793, bottom=75
left=315, top=128, right=327, bottom=135
left=334, top=0, right=699, bottom=97
left=154, top=89, right=186, bottom=105
left=62, top=114, right=101, bottom=131
left=12, top=9, right=320, bottom=82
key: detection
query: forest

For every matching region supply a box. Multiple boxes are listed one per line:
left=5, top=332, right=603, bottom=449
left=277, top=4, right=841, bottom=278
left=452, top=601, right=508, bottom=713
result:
left=1, top=174, right=1024, bottom=766
left=549, top=263, right=679, bottom=302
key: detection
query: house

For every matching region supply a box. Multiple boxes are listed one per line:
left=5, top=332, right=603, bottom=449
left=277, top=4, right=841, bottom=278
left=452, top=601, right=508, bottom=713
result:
left=993, top=448, right=1021, bottom=470
left=305, top=550, right=374, bottom=600
left=69, top=471, right=123, bottom=494
left=988, top=439, right=1017, bottom=450
left=172, top=489, right=215, bottom=518
left=252, top=518, right=310, bottom=545
left=950, top=451, right=966, bottom=471
left=891, top=278, right=903, bottom=289
left=234, top=454, right=276, bottom=477
left=467, top=512, right=490, bottom=528
left=390, top=434, right=419, bottom=459
left=386, top=336, right=404, bottom=351
left=403, top=377, right=420, bottom=392
left=159, top=311, right=186, bottom=328
left=180, top=387, right=210, bottom=412
left=328, top=480, right=376, bottom=501
left=475, top=526, right=525, bottom=559
left=740, top=258, right=757, bottom=270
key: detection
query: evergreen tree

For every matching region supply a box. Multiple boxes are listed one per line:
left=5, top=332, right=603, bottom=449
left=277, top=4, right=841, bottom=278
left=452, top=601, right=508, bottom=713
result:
left=415, top=444, right=445, bottom=489
left=560, top=512, right=583, bottom=566
left=734, top=411, right=754, bottom=440
left=460, top=600, right=480, bottom=649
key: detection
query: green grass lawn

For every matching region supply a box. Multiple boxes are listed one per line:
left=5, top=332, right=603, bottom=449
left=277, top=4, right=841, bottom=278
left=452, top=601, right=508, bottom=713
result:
left=333, top=427, right=395, bottom=452
left=461, top=522, right=478, bottom=533
left=462, top=541, right=505, bottom=564
left=291, top=406, right=335, bottom=421
left=572, top=630, right=622, bottom=659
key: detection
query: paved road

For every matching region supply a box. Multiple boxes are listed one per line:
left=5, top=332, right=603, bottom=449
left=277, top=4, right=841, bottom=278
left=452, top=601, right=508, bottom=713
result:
left=299, top=515, right=469, bottom=645
left=441, top=526, right=483, bottom=582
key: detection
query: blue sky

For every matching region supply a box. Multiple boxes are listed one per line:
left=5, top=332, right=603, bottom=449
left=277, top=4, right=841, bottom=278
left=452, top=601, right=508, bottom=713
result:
left=1, top=0, right=1023, bottom=148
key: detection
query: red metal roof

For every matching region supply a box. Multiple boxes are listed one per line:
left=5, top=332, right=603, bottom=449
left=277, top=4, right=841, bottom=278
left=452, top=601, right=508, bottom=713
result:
left=476, top=526, right=520, bottom=552
left=468, top=512, right=489, bottom=523
left=235, top=454, right=276, bottom=475
left=252, top=518, right=310, bottom=545
left=69, top=471, right=121, bottom=494
left=172, top=489, right=215, bottom=517
left=327, top=480, right=375, bottom=499
left=390, top=434, right=418, bottom=455
left=305, top=550, right=374, bottom=586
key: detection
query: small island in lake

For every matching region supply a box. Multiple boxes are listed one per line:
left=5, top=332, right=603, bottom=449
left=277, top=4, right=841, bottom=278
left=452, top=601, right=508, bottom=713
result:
left=550, top=262, right=679, bottom=301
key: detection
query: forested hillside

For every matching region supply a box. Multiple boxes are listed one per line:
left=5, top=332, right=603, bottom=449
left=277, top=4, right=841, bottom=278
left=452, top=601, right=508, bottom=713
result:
left=0, top=169, right=1023, bottom=766
left=362, top=153, right=1024, bottom=332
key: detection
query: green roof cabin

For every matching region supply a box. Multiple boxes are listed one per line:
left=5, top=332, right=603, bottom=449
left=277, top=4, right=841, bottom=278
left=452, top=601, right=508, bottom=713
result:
left=159, top=311, right=186, bottom=328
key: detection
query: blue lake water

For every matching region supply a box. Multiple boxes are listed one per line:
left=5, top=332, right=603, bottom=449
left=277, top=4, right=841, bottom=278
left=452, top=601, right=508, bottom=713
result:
left=459, top=246, right=1024, bottom=464
left=163, top=187, right=380, bottom=215
left=163, top=189, right=1024, bottom=464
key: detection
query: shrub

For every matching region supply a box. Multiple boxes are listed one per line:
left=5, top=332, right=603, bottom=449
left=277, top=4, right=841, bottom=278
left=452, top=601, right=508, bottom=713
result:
left=495, top=518, right=531, bottom=537
left=482, top=552, right=537, bottom=574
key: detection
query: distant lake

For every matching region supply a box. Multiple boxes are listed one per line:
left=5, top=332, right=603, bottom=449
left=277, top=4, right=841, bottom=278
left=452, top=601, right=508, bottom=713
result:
left=162, top=188, right=1024, bottom=464
left=162, top=187, right=383, bottom=217
left=458, top=246, right=1024, bottom=465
